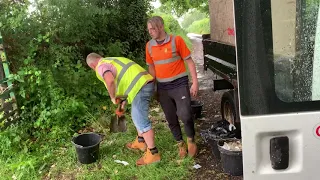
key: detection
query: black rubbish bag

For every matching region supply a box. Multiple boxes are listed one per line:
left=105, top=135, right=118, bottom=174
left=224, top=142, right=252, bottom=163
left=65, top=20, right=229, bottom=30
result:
left=200, top=120, right=236, bottom=160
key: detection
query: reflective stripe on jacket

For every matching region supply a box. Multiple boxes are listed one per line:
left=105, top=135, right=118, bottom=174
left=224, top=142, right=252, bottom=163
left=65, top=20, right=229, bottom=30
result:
left=95, top=57, right=153, bottom=104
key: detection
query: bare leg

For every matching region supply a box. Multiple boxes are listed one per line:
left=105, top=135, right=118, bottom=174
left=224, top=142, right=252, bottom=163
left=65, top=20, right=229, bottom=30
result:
left=142, top=129, right=155, bottom=148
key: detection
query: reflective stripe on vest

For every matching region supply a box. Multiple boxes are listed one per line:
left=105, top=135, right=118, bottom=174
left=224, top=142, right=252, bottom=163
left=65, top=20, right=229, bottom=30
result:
left=105, top=57, right=135, bottom=86
left=148, top=36, right=182, bottom=65
left=156, top=72, right=188, bottom=83
left=124, top=71, right=149, bottom=95
left=95, top=57, right=153, bottom=104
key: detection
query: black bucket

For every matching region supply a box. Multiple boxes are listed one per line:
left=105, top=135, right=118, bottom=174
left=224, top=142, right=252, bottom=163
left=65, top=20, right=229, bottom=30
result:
left=72, top=133, right=102, bottom=164
left=208, top=137, right=237, bottom=160
left=191, top=100, right=203, bottom=119
left=207, top=138, right=221, bottom=159
left=218, top=139, right=243, bottom=176
left=205, top=120, right=236, bottom=160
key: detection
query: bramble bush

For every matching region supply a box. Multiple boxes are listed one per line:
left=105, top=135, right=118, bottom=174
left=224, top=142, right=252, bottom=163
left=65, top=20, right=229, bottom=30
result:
left=0, top=0, right=152, bottom=177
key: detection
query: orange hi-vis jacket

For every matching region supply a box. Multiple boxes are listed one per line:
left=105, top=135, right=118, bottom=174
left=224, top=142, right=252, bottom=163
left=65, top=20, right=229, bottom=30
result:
left=146, top=34, right=191, bottom=83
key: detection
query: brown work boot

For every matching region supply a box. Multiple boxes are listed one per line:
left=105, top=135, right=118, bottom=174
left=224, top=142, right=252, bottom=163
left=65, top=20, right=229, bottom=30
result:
left=136, top=148, right=161, bottom=166
left=187, top=139, right=198, bottom=158
left=177, top=141, right=187, bottom=158
left=126, top=137, right=147, bottom=152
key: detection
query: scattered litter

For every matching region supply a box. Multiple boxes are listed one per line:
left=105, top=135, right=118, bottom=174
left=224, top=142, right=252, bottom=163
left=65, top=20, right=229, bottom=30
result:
left=199, top=149, right=206, bottom=154
left=228, top=124, right=236, bottom=131
left=221, top=140, right=242, bottom=151
left=114, top=160, right=129, bottom=166
left=198, top=117, right=207, bottom=121
left=112, top=155, right=117, bottom=159
left=193, top=164, right=202, bottom=169
left=200, top=120, right=237, bottom=143
left=158, top=112, right=165, bottom=119
left=176, top=159, right=183, bottom=165
left=152, top=108, right=160, bottom=112
left=12, top=175, right=17, bottom=180
left=107, top=140, right=115, bottom=145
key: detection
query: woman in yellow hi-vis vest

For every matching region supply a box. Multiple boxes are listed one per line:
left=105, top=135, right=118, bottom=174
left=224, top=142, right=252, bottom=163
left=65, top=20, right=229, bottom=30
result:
left=86, top=52, right=160, bottom=166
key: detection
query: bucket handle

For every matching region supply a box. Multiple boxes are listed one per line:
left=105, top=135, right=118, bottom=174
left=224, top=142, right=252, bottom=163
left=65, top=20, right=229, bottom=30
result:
left=97, top=133, right=105, bottom=143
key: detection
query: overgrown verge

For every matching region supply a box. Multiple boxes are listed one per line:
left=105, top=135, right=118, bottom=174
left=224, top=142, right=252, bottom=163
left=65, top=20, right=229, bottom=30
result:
left=0, top=0, right=148, bottom=178
left=0, top=0, right=195, bottom=179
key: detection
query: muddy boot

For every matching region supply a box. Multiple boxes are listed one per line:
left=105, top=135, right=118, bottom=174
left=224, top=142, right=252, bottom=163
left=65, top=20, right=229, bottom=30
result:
left=177, top=141, right=187, bottom=158
left=136, top=148, right=161, bottom=166
left=126, top=136, right=147, bottom=152
left=187, top=138, right=198, bottom=158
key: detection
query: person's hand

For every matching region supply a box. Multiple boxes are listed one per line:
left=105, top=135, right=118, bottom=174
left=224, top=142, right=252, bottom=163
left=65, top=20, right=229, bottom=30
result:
left=116, top=108, right=125, bottom=116
left=119, top=99, right=126, bottom=110
left=190, top=82, right=199, bottom=97
left=111, top=97, right=117, bottom=104
left=115, top=97, right=127, bottom=109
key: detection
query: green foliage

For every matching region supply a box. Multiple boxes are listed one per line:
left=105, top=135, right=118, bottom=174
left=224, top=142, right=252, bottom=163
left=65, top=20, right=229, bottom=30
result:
left=0, top=0, right=196, bottom=178
left=151, top=12, right=192, bottom=48
left=186, top=18, right=210, bottom=34
left=0, top=0, right=152, bottom=125
left=0, top=0, right=154, bottom=178
left=159, top=0, right=208, bottom=17
left=181, top=9, right=208, bottom=29
left=41, top=108, right=193, bottom=179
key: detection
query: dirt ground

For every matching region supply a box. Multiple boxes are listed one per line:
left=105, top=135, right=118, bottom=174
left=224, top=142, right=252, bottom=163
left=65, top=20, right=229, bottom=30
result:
left=191, top=89, right=242, bottom=180
left=188, top=35, right=243, bottom=180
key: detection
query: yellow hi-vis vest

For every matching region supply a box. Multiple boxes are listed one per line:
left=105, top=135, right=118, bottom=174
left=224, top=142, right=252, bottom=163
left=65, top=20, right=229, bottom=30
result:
left=95, top=57, right=153, bottom=104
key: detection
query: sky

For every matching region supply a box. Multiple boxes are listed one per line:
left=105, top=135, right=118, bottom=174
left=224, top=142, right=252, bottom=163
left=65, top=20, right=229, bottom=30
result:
left=150, top=0, right=161, bottom=9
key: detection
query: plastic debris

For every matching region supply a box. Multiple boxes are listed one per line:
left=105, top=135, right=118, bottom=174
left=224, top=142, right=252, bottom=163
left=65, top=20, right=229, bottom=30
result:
left=152, top=108, right=160, bottom=112
left=200, top=120, right=237, bottom=142
left=221, top=140, right=242, bottom=151
left=12, top=175, right=17, bottom=180
left=198, top=117, right=207, bottom=121
left=114, top=160, right=129, bottom=166
left=193, top=164, right=202, bottom=169
left=228, top=124, right=236, bottom=131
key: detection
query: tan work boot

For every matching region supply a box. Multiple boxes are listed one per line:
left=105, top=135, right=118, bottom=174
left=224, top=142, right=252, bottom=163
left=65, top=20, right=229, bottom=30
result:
left=126, top=137, right=147, bottom=152
left=136, top=148, right=161, bottom=166
left=187, top=139, right=198, bottom=158
left=177, top=141, right=187, bottom=158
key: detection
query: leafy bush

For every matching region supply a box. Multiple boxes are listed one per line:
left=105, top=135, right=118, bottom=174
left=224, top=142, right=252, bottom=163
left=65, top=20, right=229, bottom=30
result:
left=158, top=0, right=209, bottom=17
left=151, top=12, right=192, bottom=48
left=1, top=0, right=151, bottom=128
left=181, top=9, right=207, bottom=29
left=0, top=0, right=152, bottom=177
left=186, top=18, right=210, bottom=34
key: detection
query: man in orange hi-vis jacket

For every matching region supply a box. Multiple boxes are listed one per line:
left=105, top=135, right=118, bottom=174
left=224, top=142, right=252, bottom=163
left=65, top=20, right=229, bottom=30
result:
left=145, top=16, right=198, bottom=158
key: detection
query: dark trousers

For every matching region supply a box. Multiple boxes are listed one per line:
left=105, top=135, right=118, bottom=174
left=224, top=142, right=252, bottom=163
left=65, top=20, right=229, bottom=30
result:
left=158, top=86, right=195, bottom=141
